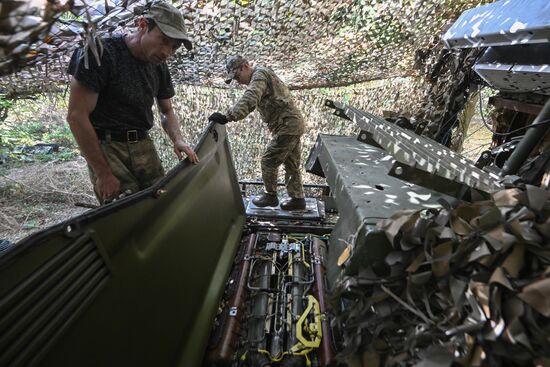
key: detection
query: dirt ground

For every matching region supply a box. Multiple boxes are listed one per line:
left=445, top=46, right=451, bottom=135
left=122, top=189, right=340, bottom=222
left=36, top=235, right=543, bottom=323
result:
left=0, top=156, right=95, bottom=243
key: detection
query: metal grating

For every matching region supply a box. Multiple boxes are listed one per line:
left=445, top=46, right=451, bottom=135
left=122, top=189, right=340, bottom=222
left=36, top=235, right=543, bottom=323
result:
left=245, top=196, right=321, bottom=220
left=0, top=233, right=110, bottom=367
left=473, top=44, right=550, bottom=96
left=443, top=0, right=550, bottom=49
left=326, top=100, right=503, bottom=194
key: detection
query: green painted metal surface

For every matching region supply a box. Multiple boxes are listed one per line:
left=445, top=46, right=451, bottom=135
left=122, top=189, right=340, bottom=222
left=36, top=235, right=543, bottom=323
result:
left=0, top=123, right=246, bottom=367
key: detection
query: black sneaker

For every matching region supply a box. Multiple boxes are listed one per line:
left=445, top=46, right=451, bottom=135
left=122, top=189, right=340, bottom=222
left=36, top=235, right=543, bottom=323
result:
left=252, top=193, right=279, bottom=207
left=280, top=198, right=306, bottom=211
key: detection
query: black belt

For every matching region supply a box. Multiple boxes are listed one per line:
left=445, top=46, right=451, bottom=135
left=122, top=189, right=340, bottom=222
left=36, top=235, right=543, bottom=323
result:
left=95, top=129, right=148, bottom=143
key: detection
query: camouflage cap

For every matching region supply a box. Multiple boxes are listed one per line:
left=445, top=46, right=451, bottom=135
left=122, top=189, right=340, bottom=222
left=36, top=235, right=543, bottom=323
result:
left=225, top=55, right=248, bottom=84
left=145, top=1, right=193, bottom=50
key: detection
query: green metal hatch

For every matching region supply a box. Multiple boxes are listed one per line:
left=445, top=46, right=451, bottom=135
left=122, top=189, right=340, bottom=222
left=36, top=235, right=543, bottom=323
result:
left=0, top=123, right=246, bottom=367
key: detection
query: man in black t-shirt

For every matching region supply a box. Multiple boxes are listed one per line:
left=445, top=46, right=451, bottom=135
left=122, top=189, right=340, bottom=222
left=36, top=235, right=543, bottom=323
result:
left=67, top=1, right=199, bottom=204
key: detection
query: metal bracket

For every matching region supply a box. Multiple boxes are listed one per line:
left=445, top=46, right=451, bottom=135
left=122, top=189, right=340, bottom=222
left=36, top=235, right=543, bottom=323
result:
left=265, top=241, right=301, bottom=253
left=311, top=256, right=322, bottom=265
left=328, top=99, right=502, bottom=194
left=388, top=161, right=488, bottom=201
left=325, top=99, right=351, bottom=121
left=357, top=129, right=383, bottom=149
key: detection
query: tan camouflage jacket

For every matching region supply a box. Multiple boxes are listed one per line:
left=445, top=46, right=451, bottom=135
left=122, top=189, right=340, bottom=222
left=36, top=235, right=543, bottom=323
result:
left=226, top=67, right=305, bottom=136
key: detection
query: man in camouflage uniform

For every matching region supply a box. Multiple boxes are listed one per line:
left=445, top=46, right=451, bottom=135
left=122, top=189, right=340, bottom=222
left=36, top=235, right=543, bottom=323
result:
left=209, top=56, right=306, bottom=211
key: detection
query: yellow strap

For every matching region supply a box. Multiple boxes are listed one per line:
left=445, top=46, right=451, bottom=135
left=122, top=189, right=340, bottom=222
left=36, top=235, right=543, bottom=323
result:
left=258, top=349, right=287, bottom=362
left=255, top=296, right=322, bottom=363
left=291, top=295, right=322, bottom=352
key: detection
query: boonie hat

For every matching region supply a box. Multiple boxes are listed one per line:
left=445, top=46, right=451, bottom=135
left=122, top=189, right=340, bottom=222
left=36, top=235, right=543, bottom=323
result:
left=145, top=1, right=193, bottom=50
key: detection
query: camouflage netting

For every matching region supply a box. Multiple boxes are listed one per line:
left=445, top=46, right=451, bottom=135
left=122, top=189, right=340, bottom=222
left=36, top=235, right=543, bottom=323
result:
left=1, top=0, right=492, bottom=95
left=150, top=77, right=427, bottom=182
left=413, top=35, right=482, bottom=149
left=332, top=184, right=550, bottom=367
left=1, top=1, right=495, bottom=177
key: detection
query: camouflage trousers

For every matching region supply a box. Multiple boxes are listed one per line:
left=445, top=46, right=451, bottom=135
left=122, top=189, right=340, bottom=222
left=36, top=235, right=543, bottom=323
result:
left=88, top=137, right=165, bottom=204
left=261, top=134, right=304, bottom=199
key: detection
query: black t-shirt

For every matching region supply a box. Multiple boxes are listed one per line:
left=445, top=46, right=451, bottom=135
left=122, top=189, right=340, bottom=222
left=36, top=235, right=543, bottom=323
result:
left=68, top=35, right=175, bottom=131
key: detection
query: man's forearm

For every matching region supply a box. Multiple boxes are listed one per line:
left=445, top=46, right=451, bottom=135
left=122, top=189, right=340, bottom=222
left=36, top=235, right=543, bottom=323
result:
left=158, top=103, right=199, bottom=163
left=160, top=109, right=184, bottom=143
left=68, top=115, right=111, bottom=176
left=226, top=78, right=266, bottom=121
left=226, top=93, right=255, bottom=121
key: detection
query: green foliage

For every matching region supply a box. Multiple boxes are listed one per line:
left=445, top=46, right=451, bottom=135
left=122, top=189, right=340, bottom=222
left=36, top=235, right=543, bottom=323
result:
left=59, top=11, right=83, bottom=22
left=34, top=150, right=78, bottom=162
left=479, top=86, right=496, bottom=121
left=0, top=95, right=14, bottom=122
left=0, top=97, right=14, bottom=109
left=43, top=123, right=76, bottom=148
left=0, top=93, right=77, bottom=164
left=1, top=121, right=75, bottom=148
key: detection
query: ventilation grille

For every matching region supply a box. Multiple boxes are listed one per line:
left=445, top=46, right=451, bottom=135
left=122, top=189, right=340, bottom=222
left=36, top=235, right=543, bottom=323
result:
left=0, top=233, right=110, bottom=367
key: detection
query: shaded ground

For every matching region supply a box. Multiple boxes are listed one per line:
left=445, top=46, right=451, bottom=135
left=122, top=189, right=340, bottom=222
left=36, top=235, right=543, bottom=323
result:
left=0, top=157, right=94, bottom=243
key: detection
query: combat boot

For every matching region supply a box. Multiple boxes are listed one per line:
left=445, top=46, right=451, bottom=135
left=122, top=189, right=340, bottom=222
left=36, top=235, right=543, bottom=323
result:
left=252, top=193, right=279, bottom=207
left=280, top=198, right=306, bottom=211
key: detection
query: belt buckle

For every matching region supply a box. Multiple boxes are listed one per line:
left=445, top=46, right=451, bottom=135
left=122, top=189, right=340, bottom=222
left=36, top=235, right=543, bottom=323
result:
left=127, top=130, right=139, bottom=143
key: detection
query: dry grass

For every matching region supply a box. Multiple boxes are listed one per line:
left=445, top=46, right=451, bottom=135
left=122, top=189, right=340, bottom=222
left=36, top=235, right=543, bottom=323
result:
left=0, top=157, right=95, bottom=243
left=461, top=115, right=494, bottom=162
